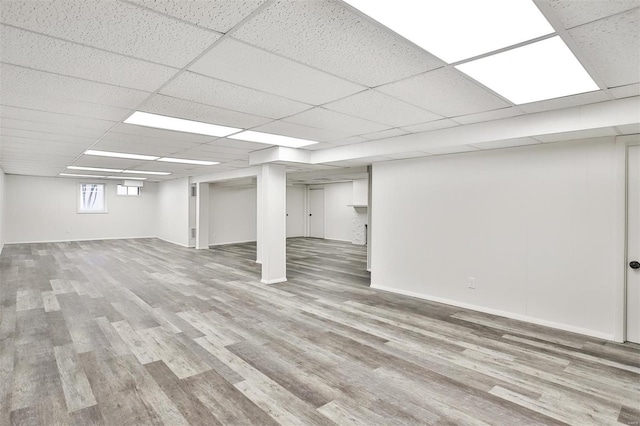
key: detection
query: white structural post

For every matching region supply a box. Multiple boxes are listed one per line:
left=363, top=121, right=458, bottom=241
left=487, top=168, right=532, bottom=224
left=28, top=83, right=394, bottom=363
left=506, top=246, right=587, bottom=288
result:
left=258, top=163, right=287, bottom=284
left=195, top=182, right=210, bottom=250
left=256, top=168, right=263, bottom=264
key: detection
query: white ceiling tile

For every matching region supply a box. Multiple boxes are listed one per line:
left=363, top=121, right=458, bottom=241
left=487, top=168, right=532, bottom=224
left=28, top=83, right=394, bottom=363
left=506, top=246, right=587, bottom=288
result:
left=424, top=145, right=480, bottom=155
left=1, top=64, right=150, bottom=109
left=385, top=151, right=432, bottom=160
left=161, top=72, right=310, bottom=119
left=533, top=127, right=618, bottom=143
left=94, top=137, right=201, bottom=156
left=453, top=107, right=525, bottom=125
left=0, top=106, right=116, bottom=131
left=470, top=137, right=541, bottom=150
left=0, top=166, right=65, bottom=176
left=518, top=90, right=610, bottom=113
left=378, top=67, right=510, bottom=117
left=0, top=127, right=94, bottom=145
left=541, top=0, right=639, bottom=28
left=169, top=148, right=246, bottom=162
left=126, top=0, right=266, bottom=32
left=1, top=118, right=106, bottom=139
left=142, top=95, right=272, bottom=129
left=232, top=0, right=444, bottom=86
left=400, top=119, right=460, bottom=133
left=250, top=120, right=350, bottom=142
left=0, top=25, right=178, bottom=92
left=0, top=0, right=219, bottom=67
left=360, top=128, right=409, bottom=141
left=325, top=90, right=442, bottom=127
left=284, top=108, right=389, bottom=135
left=568, top=8, right=640, bottom=87
left=0, top=93, right=131, bottom=122
left=211, top=137, right=271, bottom=151
left=189, top=37, right=365, bottom=104
left=327, top=136, right=368, bottom=146
left=609, top=83, right=640, bottom=99
left=193, top=142, right=252, bottom=155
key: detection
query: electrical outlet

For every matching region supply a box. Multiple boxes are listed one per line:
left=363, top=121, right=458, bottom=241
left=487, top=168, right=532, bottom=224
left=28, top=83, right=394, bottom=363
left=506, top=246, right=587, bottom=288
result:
left=468, top=277, right=476, bottom=289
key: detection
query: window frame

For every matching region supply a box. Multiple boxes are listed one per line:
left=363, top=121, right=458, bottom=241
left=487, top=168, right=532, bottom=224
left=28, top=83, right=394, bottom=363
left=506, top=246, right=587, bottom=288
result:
left=116, top=184, right=141, bottom=197
left=77, top=182, right=108, bottom=214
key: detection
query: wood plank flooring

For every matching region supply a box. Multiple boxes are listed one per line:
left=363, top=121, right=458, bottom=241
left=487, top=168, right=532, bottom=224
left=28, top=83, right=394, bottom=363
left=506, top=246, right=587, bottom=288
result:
left=1, top=237, right=639, bottom=425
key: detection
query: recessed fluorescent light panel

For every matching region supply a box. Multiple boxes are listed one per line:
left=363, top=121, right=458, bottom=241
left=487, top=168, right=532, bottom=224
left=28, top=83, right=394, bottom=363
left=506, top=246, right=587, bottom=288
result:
left=157, top=157, right=220, bottom=166
left=124, top=111, right=241, bottom=137
left=67, top=166, right=123, bottom=173
left=84, top=150, right=159, bottom=161
left=105, top=176, right=147, bottom=180
left=122, top=170, right=171, bottom=176
left=59, top=173, right=106, bottom=178
left=342, top=0, right=554, bottom=63
left=228, top=130, right=318, bottom=148
left=455, top=36, right=599, bottom=104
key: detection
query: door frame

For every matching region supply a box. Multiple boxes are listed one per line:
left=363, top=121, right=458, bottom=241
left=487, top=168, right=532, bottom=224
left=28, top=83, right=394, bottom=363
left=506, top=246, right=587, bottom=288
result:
left=615, top=135, right=640, bottom=342
left=307, top=186, right=325, bottom=239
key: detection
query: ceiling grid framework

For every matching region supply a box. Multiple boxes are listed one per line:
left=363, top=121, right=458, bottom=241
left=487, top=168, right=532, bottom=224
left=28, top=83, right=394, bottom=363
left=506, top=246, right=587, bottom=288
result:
left=0, top=0, right=637, bottom=181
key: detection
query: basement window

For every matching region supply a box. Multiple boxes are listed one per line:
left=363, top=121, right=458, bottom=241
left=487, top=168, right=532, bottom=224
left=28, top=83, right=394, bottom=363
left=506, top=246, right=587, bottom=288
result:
left=78, top=183, right=107, bottom=213
left=117, top=185, right=141, bottom=196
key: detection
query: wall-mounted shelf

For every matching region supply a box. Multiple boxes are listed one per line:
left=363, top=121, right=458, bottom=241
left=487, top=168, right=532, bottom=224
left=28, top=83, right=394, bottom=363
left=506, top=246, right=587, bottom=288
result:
left=348, top=204, right=368, bottom=208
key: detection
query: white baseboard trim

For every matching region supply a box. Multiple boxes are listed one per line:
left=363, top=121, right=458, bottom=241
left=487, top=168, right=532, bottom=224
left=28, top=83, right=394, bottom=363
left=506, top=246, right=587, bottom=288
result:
left=370, top=284, right=615, bottom=341
left=5, top=236, right=157, bottom=245
left=156, top=237, right=191, bottom=248
left=209, top=239, right=256, bottom=247
left=324, top=238, right=352, bottom=243
left=261, top=277, right=287, bottom=284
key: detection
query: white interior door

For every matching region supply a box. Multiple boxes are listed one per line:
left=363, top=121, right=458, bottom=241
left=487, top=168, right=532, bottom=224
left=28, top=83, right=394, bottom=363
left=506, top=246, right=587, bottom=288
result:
left=189, top=184, right=197, bottom=247
left=309, top=188, right=325, bottom=238
left=627, top=145, right=640, bottom=343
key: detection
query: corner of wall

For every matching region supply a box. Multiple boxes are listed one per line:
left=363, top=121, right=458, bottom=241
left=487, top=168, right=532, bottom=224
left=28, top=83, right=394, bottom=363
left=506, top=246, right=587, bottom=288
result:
left=0, top=167, right=5, bottom=255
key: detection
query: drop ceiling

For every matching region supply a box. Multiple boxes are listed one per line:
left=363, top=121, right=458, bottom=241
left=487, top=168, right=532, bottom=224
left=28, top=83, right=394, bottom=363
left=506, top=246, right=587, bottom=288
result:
left=0, top=0, right=638, bottom=182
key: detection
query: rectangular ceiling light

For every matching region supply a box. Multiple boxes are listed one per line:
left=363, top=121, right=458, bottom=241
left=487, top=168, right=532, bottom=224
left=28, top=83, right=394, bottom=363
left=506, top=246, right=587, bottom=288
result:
left=124, top=111, right=241, bottom=137
left=455, top=36, right=599, bottom=105
left=122, top=170, right=171, bottom=175
left=68, top=166, right=124, bottom=173
left=84, top=149, right=159, bottom=161
left=157, top=157, right=220, bottom=166
left=105, top=176, right=147, bottom=180
left=59, top=173, right=106, bottom=178
left=342, top=0, right=554, bottom=63
left=228, top=130, right=318, bottom=148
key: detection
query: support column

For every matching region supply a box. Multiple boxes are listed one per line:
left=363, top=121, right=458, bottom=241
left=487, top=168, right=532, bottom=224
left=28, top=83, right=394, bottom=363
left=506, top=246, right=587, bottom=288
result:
left=258, top=164, right=287, bottom=284
left=256, top=169, right=263, bottom=264
left=195, top=182, right=210, bottom=250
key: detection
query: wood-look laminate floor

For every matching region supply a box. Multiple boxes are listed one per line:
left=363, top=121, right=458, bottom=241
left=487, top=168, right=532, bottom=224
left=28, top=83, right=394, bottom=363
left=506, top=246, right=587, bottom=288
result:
left=1, top=237, right=639, bottom=425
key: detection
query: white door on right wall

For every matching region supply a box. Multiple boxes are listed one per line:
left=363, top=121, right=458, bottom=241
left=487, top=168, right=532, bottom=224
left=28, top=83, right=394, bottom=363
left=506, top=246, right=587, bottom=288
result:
left=627, top=145, right=640, bottom=344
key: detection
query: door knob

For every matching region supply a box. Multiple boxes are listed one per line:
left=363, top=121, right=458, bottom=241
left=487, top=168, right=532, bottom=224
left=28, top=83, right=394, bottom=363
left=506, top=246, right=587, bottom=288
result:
left=631, top=261, right=640, bottom=269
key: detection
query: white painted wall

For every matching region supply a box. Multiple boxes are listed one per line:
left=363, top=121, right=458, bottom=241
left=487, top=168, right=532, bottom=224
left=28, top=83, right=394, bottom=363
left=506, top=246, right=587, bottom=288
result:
left=371, top=138, right=619, bottom=340
left=157, top=177, right=190, bottom=247
left=5, top=175, right=158, bottom=243
left=309, top=182, right=353, bottom=242
left=287, top=185, right=305, bottom=237
left=209, top=184, right=257, bottom=245
left=352, top=178, right=368, bottom=206
left=0, top=167, right=5, bottom=253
